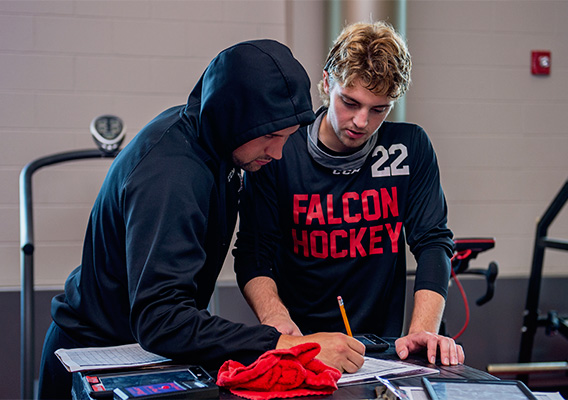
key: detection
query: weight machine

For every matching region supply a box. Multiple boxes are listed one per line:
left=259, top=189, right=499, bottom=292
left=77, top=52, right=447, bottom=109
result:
left=487, top=179, right=568, bottom=384
left=519, top=179, right=568, bottom=365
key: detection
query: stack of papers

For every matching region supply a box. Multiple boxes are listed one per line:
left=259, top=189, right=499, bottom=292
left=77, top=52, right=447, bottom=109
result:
left=55, top=343, right=171, bottom=372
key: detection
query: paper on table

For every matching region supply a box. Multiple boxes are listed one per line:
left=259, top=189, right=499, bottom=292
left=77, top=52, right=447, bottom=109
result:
left=338, top=357, right=439, bottom=386
left=55, top=343, right=171, bottom=372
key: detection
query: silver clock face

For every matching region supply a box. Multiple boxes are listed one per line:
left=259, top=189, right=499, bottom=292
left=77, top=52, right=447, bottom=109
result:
left=94, top=116, right=123, bottom=140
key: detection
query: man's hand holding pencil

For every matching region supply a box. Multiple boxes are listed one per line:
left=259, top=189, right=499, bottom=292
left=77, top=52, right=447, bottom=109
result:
left=277, top=332, right=365, bottom=373
left=274, top=295, right=365, bottom=373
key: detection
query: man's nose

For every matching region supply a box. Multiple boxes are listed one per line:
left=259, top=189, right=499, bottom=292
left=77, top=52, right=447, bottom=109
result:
left=266, top=139, right=284, bottom=160
left=353, top=109, right=369, bottom=129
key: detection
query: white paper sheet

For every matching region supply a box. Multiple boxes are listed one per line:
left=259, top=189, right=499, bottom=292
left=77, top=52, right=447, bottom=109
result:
left=338, top=356, right=439, bottom=386
left=55, top=343, right=171, bottom=372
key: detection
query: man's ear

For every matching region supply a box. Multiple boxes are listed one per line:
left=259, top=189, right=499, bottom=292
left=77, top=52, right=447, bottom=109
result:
left=322, top=70, right=330, bottom=94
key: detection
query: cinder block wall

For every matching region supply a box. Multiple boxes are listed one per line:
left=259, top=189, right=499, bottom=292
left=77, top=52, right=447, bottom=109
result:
left=1, top=1, right=568, bottom=398
left=3, top=0, right=567, bottom=287
left=0, top=0, right=298, bottom=289
left=404, top=0, right=568, bottom=277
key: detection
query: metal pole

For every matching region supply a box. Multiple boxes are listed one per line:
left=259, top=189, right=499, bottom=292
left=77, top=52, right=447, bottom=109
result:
left=20, top=149, right=115, bottom=399
left=392, top=0, right=408, bottom=123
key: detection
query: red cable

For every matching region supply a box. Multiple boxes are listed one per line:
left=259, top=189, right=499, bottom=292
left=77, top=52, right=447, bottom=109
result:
left=457, top=249, right=472, bottom=260
left=450, top=266, right=470, bottom=340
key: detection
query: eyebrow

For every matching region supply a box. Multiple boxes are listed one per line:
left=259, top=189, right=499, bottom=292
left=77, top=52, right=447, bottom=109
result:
left=341, top=93, right=392, bottom=108
left=266, top=131, right=295, bottom=138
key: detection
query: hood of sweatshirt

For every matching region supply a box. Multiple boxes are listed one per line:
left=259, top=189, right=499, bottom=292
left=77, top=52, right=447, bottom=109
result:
left=183, top=39, right=315, bottom=164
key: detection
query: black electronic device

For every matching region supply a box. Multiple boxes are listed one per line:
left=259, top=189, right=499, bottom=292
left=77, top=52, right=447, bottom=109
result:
left=421, top=377, right=537, bottom=400
left=354, top=334, right=389, bottom=352
left=113, top=379, right=218, bottom=400
left=90, top=114, right=126, bottom=154
left=81, top=365, right=218, bottom=399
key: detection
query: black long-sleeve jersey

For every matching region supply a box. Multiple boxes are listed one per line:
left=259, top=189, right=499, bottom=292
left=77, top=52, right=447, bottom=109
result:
left=234, top=111, right=454, bottom=337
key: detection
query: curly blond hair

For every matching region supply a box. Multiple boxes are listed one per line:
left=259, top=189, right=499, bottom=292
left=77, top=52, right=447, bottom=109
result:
left=318, top=21, right=412, bottom=107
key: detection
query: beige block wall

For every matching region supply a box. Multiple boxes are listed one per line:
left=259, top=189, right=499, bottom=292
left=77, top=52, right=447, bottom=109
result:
left=0, top=0, right=297, bottom=289
left=1, top=0, right=567, bottom=289
left=404, top=0, right=568, bottom=277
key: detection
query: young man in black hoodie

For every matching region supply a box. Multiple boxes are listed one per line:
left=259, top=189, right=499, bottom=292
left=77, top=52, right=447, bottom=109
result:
left=235, top=23, right=465, bottom=367
left=38, top=40, right=365, bottom=400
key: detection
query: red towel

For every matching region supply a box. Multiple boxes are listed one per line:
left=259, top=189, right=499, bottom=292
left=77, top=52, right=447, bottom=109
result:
left=216, top=342, right=341, bottom=399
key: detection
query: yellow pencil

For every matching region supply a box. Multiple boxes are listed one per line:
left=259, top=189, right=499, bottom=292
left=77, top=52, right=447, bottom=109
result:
left=337, top=296, right=353, bottom=337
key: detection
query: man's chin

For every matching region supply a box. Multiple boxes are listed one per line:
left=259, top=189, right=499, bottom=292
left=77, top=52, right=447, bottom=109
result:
left=241, top=163, right=261, bottom=172
left=342, top=136, right=369, bottom=149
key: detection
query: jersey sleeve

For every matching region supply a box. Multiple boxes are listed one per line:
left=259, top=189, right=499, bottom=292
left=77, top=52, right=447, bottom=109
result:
left=404, top=127, right=454, bottom=298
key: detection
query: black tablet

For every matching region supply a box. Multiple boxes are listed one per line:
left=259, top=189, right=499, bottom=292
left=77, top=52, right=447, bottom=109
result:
left=82, top=366, right=217, bottom=398
left=422, top=377, right=537, bottom=400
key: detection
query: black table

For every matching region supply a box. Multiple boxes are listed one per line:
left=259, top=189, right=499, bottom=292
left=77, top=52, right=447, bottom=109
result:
left=73, top=340, right=496, bottom=399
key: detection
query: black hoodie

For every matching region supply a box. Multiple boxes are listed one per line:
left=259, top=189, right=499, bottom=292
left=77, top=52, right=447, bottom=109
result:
left=51, top=40, right=315, bottom=368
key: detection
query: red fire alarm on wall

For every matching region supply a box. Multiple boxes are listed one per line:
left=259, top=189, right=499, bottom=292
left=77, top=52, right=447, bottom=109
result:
left=531, top=50, right=551, bottom=75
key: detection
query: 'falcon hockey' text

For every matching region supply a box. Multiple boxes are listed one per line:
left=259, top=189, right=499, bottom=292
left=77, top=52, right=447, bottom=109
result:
left=291, top=188, right=402, bottom=259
